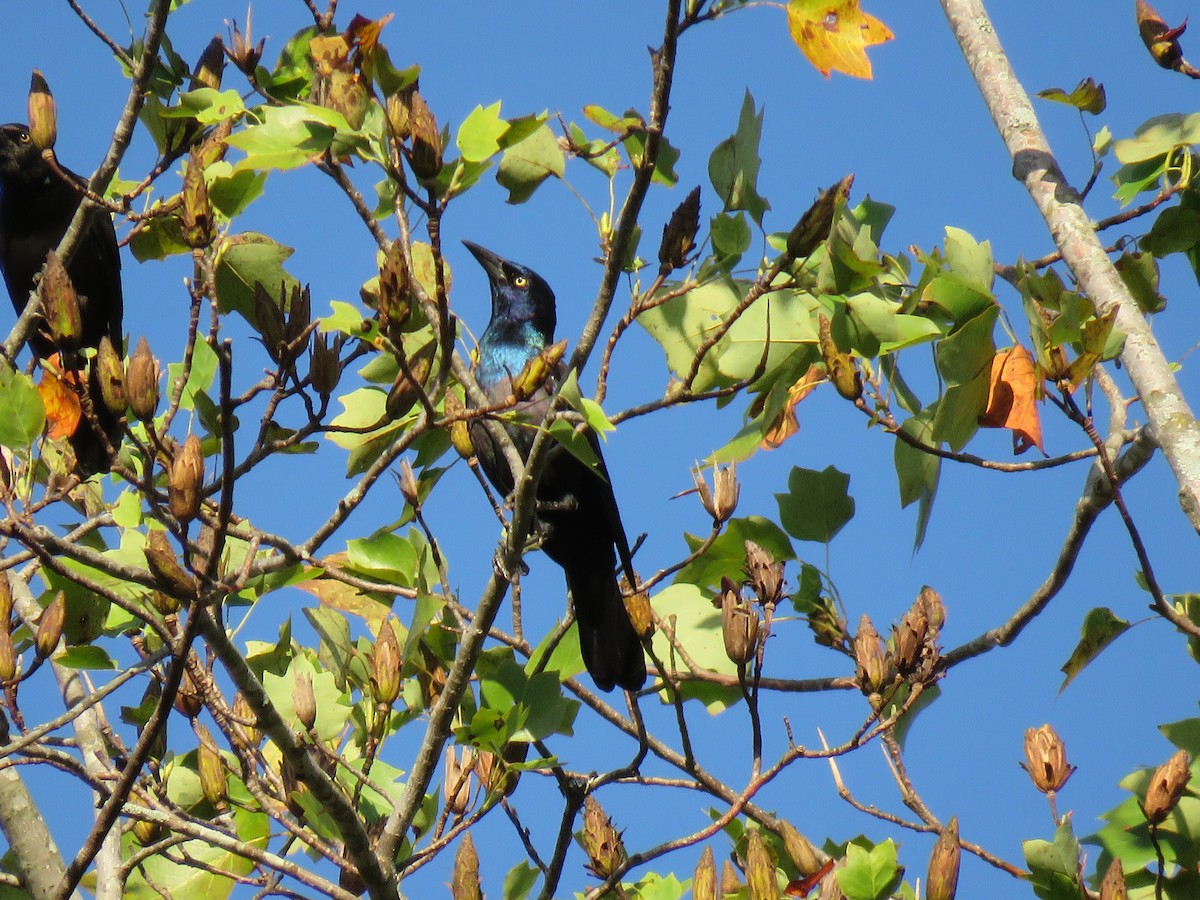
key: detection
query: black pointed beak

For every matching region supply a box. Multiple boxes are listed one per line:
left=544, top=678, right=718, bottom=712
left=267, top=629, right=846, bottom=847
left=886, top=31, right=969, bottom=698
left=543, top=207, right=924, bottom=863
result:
left=463, top=240, right=508, bottom=285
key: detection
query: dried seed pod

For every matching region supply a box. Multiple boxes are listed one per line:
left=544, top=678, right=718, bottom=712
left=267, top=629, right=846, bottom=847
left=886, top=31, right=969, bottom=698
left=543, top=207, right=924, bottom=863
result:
left=926, top=816, right=960, bottom=900
left=385, top=340, right=436, bottom=420
left=444, top=746, right=474, bottom=816
left=27, top=71, right=56, bottom=151
left=145, top=530, right=198, bottom=599
left=693, top=845, right=717, bottom=900
left=293, top=672, right=317, bottom=732
left=1020, top=724, right=1075, bottom=795
left=168, top=434, right=205, bottom=524
left=197, top=726, right=227, bottom=805
left=232, top=691, right=261, bottom=746
left=407, top=92, right=442, bottom=182
left=39, top=251, right=81, bottom=350
left=622, top=588, right=654, bottom=640
left=125, top=337, right=160, bottom=421
left=192, top=36, right=226, bottom=91
left=510, top=339, right=566, bottom=402
left=181, top=147, right=215, bottom=249
left=95, top=335, right=126, bottom=418
left=692, top=463, right=739, bottom=525
left=173, top=667, right=203, bottom=717
left=309, top=332, right=341, bottom=397
left=450, top=832, right=482, bottom=900
left=580, top=795, right=626, bottom=879
left=131, top=817, right=164, bottom=846
left=0, top=629, right=16, bottom=682
left=443, top=390, right=475, bottom=460
left=658, top=185, right=701, bottom=274
left=775, top=820, right=822, bottom=877
left=1098, top=856, right=1127, bottom=900
left=716, top=577, right=759, bottom=667
left=35, top=591, right=66, bottom=659
left=397, top=459, right=420, bottom=509
left=890, top=602, right=929, bottom=678
left=852, top=614, right=889, bottom=696
left=225, top=14, right=264, bottom=76
left=0, top=573, right=12, bottom=626
left=745, top=828, right=779, bottom=900
left=918, top=584, right=946, bottom=632
left=1143, top=748, right=1191, bottom=825
left=745, top=540, right=784, bottom=607
left=818, top=313, right=861, bottom=402
left=371, top=617, right=402, bottom=707
left=474, top=741, right=527, bottom=798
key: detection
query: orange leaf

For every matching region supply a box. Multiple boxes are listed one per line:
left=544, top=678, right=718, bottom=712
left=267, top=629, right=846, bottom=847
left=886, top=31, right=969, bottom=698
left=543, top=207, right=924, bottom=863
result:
left=786, top=0, right=894, bottom=80
left=762, top=365, right=826, bottom=449
left=37, top=368, right=82, bottom=442
left=979, top=345, right=1044, bottom=454
left=346, top=13, right=395, bottom=57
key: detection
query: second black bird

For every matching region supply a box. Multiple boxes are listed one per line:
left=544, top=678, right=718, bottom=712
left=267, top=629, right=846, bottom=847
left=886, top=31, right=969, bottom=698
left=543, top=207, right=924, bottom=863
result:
left=0, top=122, right=124, bottom=475
left=464, top=241, right=647, bottom=692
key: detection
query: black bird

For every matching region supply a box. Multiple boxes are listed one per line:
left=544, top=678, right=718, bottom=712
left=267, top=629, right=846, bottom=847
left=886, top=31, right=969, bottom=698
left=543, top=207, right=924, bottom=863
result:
left=0, top=123, right=124, bottom=475
left=464, top=241, right=646, bottom=692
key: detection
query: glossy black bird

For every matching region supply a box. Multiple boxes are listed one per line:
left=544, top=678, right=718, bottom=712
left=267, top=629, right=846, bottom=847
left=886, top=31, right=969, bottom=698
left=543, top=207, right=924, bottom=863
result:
left=464, top=241, right=646, bottom=692
left=0, top=123, right=124, bottom=474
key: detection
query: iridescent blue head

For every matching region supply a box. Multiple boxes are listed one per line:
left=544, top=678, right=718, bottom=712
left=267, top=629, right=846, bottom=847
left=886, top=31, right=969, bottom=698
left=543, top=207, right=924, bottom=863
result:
left=464, top=241, right=556, bottom=345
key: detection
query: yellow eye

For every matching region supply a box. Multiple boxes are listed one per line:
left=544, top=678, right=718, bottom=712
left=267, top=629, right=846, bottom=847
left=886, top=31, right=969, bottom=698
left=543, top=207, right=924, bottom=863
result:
left=18, top=131, right=30, bottom=143
left=513, top=275, right=529, bottom=288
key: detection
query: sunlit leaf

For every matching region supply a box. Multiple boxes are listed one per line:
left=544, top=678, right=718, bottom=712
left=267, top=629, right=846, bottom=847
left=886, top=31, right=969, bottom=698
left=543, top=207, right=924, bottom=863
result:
left=786, top=0, right=894, bottom=80
left=1036, top=77, right=1106, bottom=115
left=978, top=345, right=1044, bottom=454
left=1059, top=607, right=1131, bottom=692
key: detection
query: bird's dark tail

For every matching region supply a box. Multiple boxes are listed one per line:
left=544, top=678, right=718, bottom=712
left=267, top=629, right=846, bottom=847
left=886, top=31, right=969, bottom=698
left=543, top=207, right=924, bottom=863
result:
left=564, top=561, right=647, bottom=692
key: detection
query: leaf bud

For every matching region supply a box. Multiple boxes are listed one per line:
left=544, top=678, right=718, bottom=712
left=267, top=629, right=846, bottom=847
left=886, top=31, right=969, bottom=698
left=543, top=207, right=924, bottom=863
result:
left=926, top=816, right=960, bottom=900
left=1099, top=857, right=1127, bottom=900
left=309, top=332, right=341, bottom=398
left=125, top=337, right=161, bottom=421
left=40, top=251, right=82, bottom=351
left=716, top=576, right=759, bottom=667
left=192, top=36, right=226, bottom=91
left=293, top=671, right=317, bottom=733
left=692, top=463, right=739, bottom=525
left=853, top=614, right=889, bottom=696
left=35, top=591, right=66, bottom=659
left=1020, top=724, right=1075, bottom=795
left=444, top=746, right=474, bottom=816
left=0, top=628, right=16, bottom=682
left=443, top=391, right=476, bottom=460
left=745, top=828, right=779, bottom=900
left=693, top=845, right=717, bottom=900
left=181, top=148, right=215, bottom=249
left=169, top=434, right=205, bottom=524
left=580, top=795, right=626, bottom=879
left=94, top=336, right=126, bottom=418
left=370, top=617, right=402, bottom=707
left=196, top=726, right=227, bottom=806
left=27, top=71, right=56, bottom=152
left=145, top=530, right=198, bottom=599
left=745, top=540, right=784, bottom=607
left=511, top=339, right=566, bottom=402
left=173, top=667, right=203, bottom=718
left=232, top=691, right=261, bottom=746
left=1143, top=748, right=1191, bottom=825
left=407, top=92, right=442, bottom=182
left=451, top=831, right=482, bottom=900
left=658, top=185, right=701, bottom=274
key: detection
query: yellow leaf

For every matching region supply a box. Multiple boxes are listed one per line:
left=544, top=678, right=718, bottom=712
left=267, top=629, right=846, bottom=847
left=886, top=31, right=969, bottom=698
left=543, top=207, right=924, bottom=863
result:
left=978, top=346, right=1044, bottom=455
left=37, top=365, right=82, bottom=442
left=786, top=0, right=894, bottom=80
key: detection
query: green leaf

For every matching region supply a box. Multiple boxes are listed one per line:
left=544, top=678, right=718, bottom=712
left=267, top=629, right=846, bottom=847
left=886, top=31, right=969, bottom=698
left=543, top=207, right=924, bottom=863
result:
left=1059, top=607, right=1131, bottom=692
left=0, top=364, right=44, bottom=449
left=213, top=233, right=299, bottom=325
left=894, top=410, right=940, bottom=552
left=129, top=211, right=190, bottom=261
left=347, top=532, right=420, bottom=585
left=226, top=104, right=341, bottom=171
left=675, top=516, right=795, bottom=593
left=1114, top=250, right=1167, bottom=314
left=303, top=606, right=354, bottom=690
left=943, top=226, right=995, bottom=294
left=648, top=582, right=742, bottom=713
left=208, top=167, right=268, bottom=219
left=710, top=212, right=752, bottom=270
left=628, top=872, right=687, bottom=900
left=167, top=335, right=219, bottom=413
left=496, top=124, right=565, bottom=203
left=776, top=465, right=855, bottom=544
left=456, top=101, right=509, bottom=162
left=503, top=860, right=541, bottom=900
left=53, top=646, right=118, bottom=670
left=708, top=91, right=770, bottom=225
left=261, top=656, right=352, bottom=742
left=624, top=130, right=681, bottom=187
left=835, top=840, right=903, bottom=900
left=1024, top=819, right=1083, bottom=900
left=1036, top=77, right=1106, bottom=115
left=160, top=87, right=245, bottom=124
left=1142, top=206, right=1200, bottom=257
left=1113, top=113, right=1200, bottom=165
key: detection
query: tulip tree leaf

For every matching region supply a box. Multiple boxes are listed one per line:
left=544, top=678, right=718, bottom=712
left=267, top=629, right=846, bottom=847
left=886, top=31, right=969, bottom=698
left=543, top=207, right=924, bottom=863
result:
left=835, top=840, right=902, bottom=900
left=497, top=124, right=565, bottom=203
left=708, top=90, right=770, bottom=225
left=1036, top=77, right=1106, bottom=115
left=0, top=364, right=45, bottom=449
left=777, top=465, right=855, bottom=544
left=1024, top=820, right=1083, bottom=900
left=1058, top=608, right=1131, bottom=692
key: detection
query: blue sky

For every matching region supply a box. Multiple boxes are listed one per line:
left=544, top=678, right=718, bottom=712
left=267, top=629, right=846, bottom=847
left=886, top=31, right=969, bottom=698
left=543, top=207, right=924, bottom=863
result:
left=3, top=2, right=1200, bottom=897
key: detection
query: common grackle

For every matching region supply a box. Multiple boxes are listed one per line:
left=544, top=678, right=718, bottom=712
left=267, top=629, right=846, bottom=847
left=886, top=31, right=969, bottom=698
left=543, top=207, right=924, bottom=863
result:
left=464, top=241, right=647, bottom=692
left=0, top=122, right=124, bottom=475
